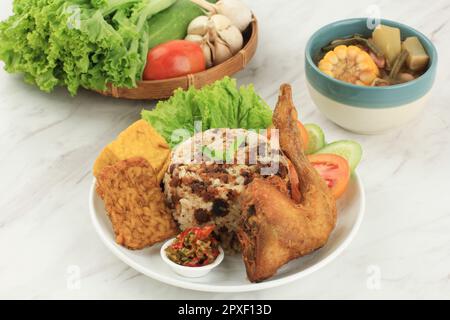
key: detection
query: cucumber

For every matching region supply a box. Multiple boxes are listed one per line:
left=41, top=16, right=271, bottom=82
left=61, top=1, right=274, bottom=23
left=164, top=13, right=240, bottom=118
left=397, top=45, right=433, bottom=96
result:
left=305, top=123, right=326, bottom=155
left=316, top=140, right=362, bottom=171
left=146, top=0, right=216, bottom=49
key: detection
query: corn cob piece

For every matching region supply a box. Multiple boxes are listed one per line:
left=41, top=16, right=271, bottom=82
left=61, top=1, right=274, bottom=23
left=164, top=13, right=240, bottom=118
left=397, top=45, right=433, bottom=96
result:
left=318, top=45, right=380, bottom=86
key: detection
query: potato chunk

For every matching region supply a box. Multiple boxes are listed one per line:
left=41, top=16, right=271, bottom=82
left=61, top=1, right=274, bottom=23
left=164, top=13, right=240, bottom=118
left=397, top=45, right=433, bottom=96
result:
left=402, top=36, right=429, bottom=71
left=372, top=24, right=401, bottom=65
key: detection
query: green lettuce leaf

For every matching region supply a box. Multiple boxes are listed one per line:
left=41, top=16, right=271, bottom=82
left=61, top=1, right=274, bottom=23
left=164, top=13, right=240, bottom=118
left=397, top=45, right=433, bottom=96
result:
left=141, top=77, right=273, bottom=148
left=0, top=0, right=176, bottom=95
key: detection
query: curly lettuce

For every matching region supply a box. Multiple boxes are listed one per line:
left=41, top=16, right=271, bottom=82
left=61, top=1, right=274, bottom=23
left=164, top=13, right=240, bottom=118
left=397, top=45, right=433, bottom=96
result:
left=141, top=77, right=273, bottom=148
left=0, top=0, right=176, bottom=95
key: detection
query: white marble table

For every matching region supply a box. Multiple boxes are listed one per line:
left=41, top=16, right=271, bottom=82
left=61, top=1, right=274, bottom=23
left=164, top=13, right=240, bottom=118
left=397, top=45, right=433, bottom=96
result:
left=1, top=0, right=449, bottom=299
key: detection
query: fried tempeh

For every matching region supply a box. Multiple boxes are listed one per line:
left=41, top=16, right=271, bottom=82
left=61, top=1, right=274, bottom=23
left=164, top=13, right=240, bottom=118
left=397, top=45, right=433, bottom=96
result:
left=96, top=157, right=178, bottom=250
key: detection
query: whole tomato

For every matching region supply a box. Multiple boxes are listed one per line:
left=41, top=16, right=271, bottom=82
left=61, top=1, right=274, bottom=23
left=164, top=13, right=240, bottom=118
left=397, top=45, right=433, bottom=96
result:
left=143, top=40, right=206, bottom=80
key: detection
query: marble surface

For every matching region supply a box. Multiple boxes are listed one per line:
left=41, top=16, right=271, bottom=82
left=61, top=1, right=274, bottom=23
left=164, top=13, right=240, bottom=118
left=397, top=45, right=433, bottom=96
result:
left=1, top=0, right=449, bottom=300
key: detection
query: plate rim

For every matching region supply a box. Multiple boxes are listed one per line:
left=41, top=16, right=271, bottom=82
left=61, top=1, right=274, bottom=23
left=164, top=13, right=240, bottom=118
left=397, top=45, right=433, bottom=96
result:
left=89, top=173, right=365, bottom=293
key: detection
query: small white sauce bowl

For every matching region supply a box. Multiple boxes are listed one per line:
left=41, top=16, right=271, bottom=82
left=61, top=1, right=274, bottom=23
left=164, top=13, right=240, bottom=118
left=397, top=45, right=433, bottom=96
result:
left=160, top=238, right=224, bottom=278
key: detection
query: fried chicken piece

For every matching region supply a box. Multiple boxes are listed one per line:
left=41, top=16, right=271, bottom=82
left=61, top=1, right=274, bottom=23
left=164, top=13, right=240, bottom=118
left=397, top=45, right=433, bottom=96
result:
left=96, top=157, right=178, bottom=250
left=238, top=84, right=337, bottom=282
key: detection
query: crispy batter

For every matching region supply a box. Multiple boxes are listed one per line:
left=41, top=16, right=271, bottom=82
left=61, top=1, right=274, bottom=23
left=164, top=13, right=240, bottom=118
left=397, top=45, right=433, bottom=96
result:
left=93, top=120, right=171, bottom=183
left=96, top=157, right=178, bottom=250
left=238, top=84, right=337, bottom=282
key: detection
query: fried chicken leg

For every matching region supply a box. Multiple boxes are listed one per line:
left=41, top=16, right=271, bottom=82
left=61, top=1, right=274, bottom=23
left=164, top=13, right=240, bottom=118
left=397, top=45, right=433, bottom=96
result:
left=237, top=84, right=337, bottom=282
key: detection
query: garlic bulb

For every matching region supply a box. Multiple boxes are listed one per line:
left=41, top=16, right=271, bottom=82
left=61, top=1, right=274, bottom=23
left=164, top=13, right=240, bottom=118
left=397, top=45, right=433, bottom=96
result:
left=185, top=14, right=244, bottom=67
left=190, top=0, right=252, bottom=32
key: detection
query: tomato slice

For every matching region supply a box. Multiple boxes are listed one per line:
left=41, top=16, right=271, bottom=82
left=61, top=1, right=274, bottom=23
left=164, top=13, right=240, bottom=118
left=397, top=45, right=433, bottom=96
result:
left=307, top=154, right=350, bottom=199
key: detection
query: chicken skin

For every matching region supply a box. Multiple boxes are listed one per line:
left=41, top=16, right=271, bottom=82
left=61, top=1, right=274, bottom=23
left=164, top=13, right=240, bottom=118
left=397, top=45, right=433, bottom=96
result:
left=237, top=84, right=337, bottom=282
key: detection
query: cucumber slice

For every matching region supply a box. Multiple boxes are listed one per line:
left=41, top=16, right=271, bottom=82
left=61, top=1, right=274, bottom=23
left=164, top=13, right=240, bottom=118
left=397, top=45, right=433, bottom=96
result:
left=305, top=123, right=326, bottom=155
left=316, top=140, right=362, bottom=171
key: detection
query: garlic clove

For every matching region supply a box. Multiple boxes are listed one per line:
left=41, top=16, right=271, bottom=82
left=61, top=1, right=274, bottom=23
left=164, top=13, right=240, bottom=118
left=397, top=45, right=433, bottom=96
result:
left=187, top=15, right=209, bottom=36
left=185, top=34, right=204, bottom=44
left=185, top=33, right=213, bottom=68
left=202, top=40, right=214, bottom=68
left=210, top=14, right=232, bottom=31
left=208, top=37, right=217, bottom=63
left=206, top=19, right=219, bottom=43
left=217, top=25, right=243, bottom=54
left=213, top=38, right=233, bottom=65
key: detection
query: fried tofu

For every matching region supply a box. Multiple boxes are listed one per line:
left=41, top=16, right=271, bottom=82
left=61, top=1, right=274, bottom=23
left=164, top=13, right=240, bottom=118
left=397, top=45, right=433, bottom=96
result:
left=93, top=120, right=171, bottom=183
left=96, top=157, right=178, bottom=250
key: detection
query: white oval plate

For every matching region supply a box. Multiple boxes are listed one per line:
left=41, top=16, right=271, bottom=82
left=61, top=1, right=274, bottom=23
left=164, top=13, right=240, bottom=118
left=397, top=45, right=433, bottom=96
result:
left=89, top=173, right=365, bottom=292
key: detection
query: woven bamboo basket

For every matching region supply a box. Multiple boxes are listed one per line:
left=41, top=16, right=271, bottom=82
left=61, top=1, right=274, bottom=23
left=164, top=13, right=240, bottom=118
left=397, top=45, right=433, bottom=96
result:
left=96, top=18, right=258, bottom=100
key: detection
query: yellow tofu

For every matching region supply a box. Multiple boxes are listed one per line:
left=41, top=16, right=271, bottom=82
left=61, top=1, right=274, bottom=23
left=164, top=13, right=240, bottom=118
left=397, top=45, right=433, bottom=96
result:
left=93, top=120, right=171, bottom=183
left=93, top=147, right=119, bottom=177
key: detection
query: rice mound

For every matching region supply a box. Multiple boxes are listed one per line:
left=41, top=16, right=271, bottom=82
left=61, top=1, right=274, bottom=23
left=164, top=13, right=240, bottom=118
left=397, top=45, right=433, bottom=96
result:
left=164, top=128, right=290, bottom=253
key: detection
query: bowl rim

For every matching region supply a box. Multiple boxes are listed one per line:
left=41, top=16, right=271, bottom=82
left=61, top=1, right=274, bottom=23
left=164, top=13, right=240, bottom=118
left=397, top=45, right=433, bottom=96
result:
left=305, top=17, right=438, bottom=92
left=160, top=237, right=225, bottom=272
